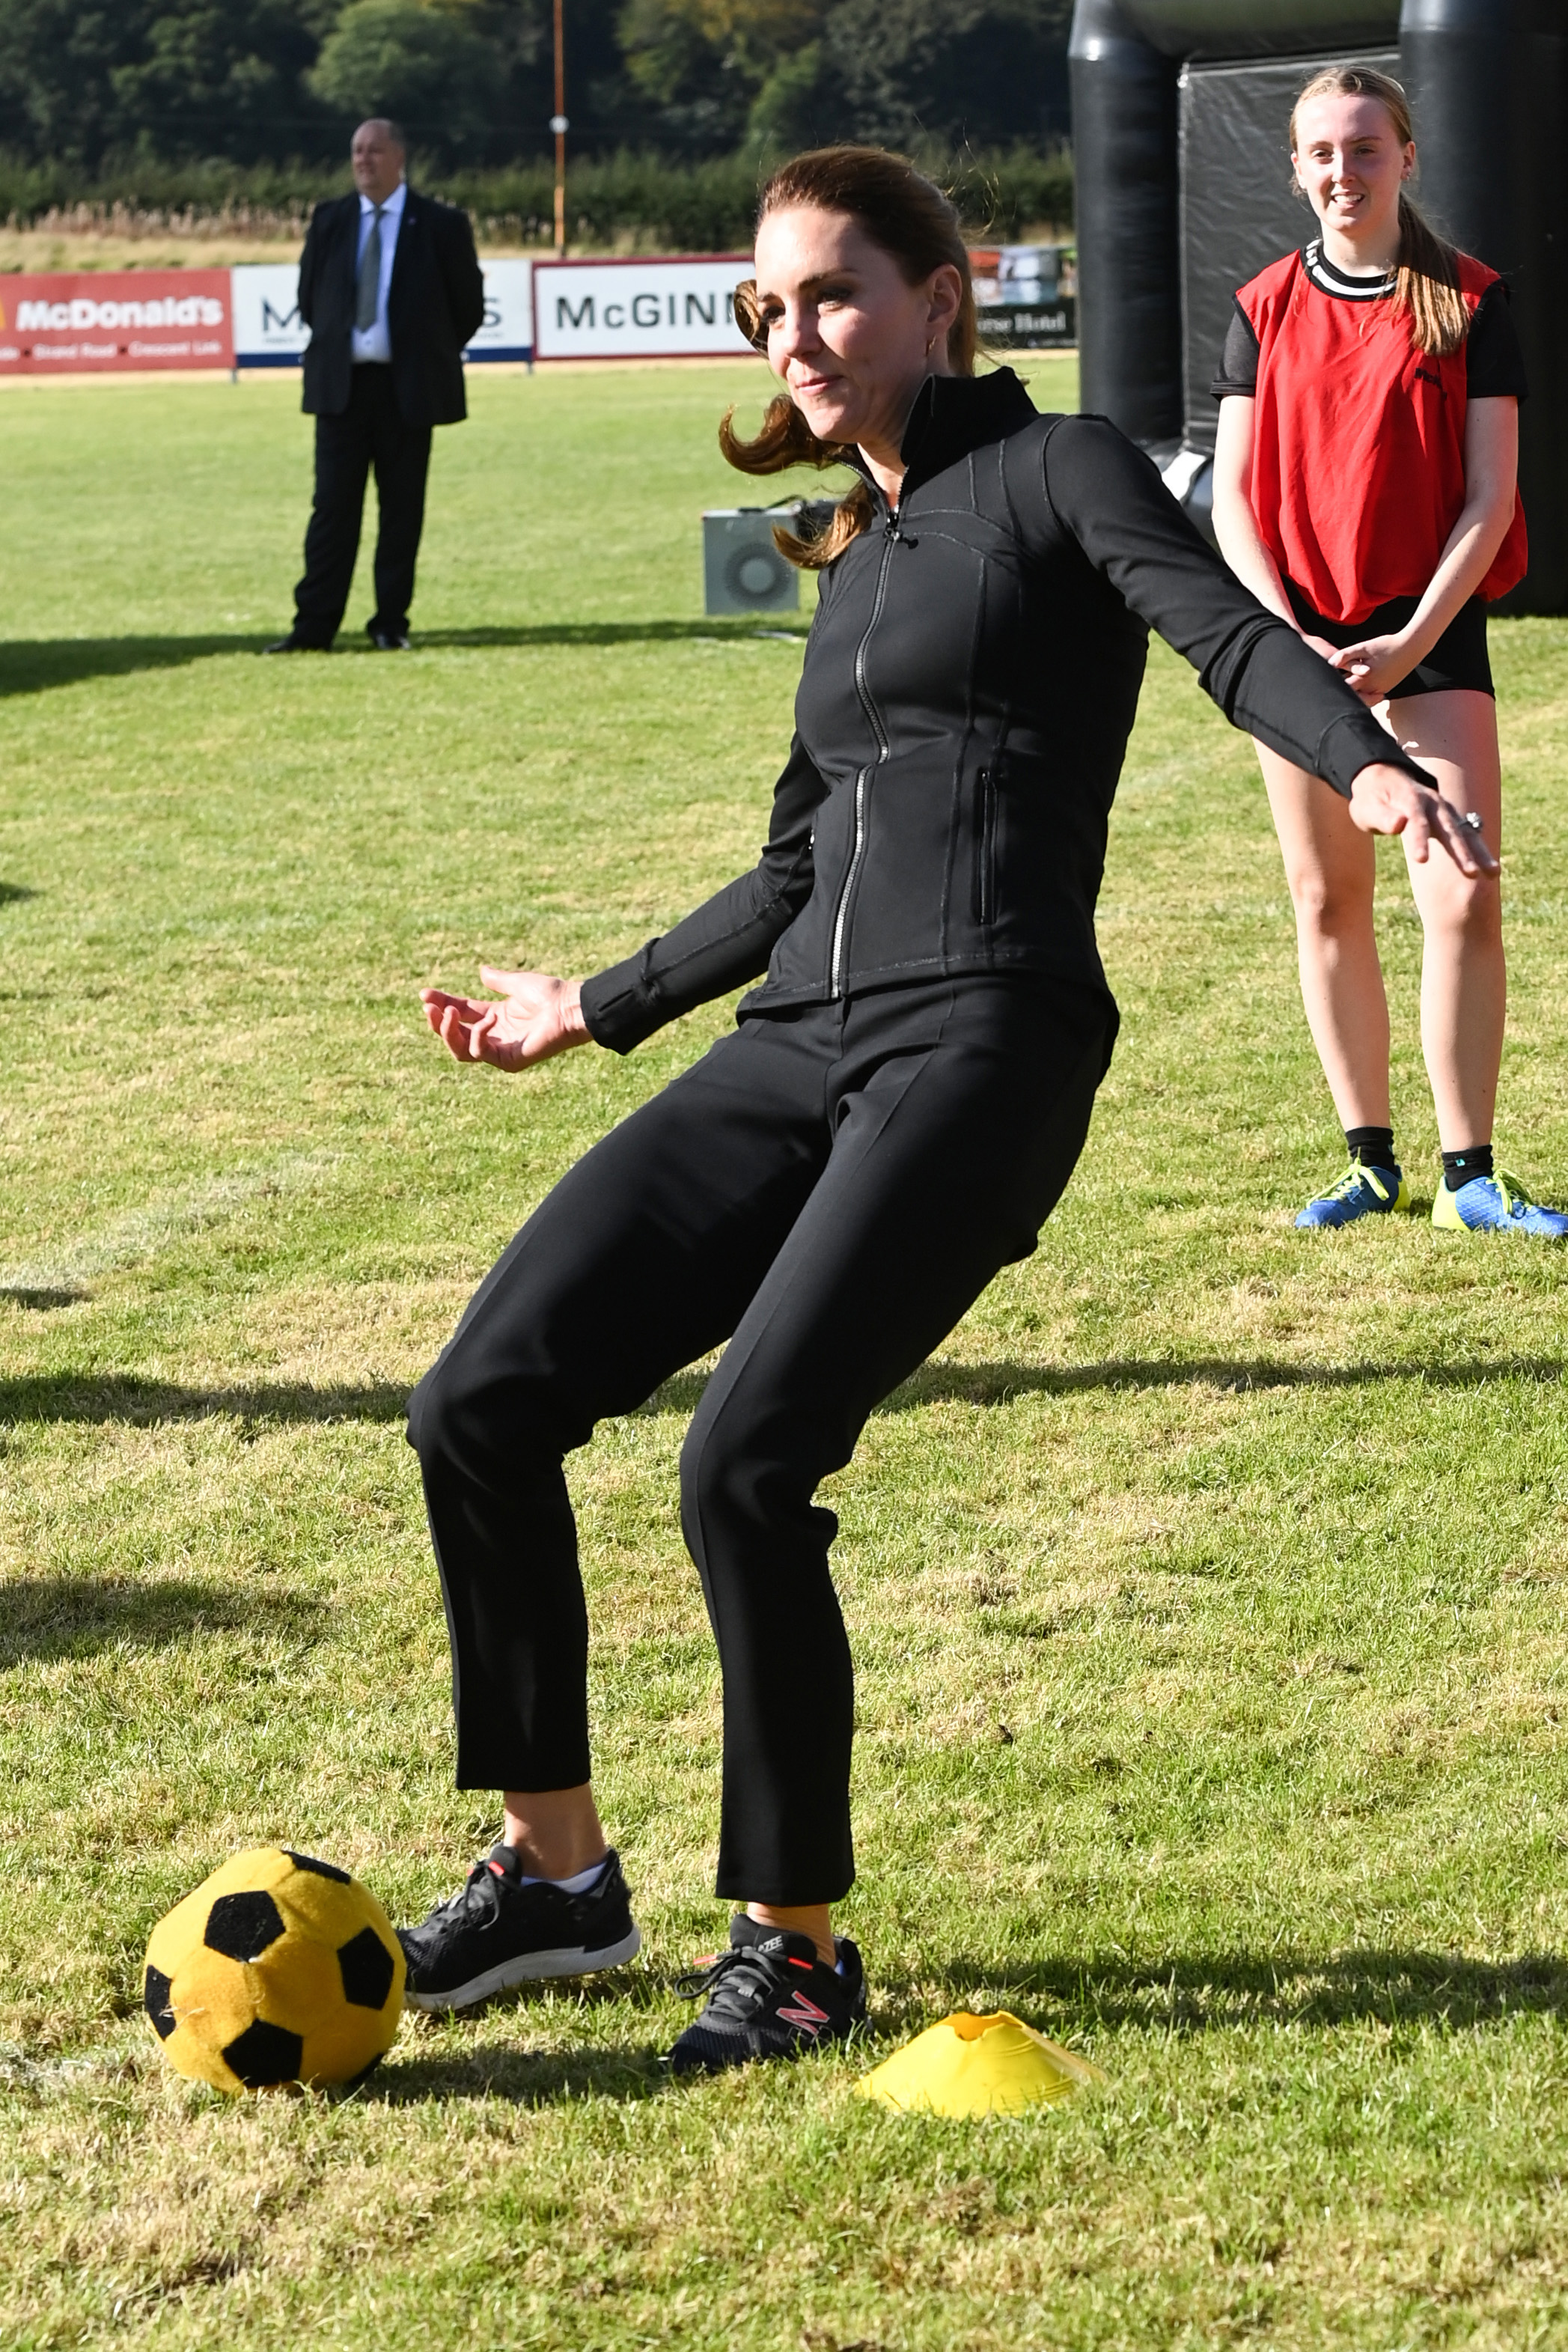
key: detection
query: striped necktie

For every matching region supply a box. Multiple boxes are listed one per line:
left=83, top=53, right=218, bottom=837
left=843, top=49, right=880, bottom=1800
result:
left=356, top=207, right=385, bottom=333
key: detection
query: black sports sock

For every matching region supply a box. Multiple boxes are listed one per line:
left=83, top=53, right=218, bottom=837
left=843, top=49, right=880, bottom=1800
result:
left=1442, top=1144, right=1493, bottom=1192
left=1345, top=1125, right=1398, bottom=1173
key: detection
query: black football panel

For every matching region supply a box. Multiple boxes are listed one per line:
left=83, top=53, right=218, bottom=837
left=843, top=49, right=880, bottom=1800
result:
left=337, top=1925, right=395, bottom=2010
left=204, top=1889, right=286, bottom=1961
left=282, top=1848, right=351, bottom=1883
left=223, top=2018, right=305, bottom=2087
left=144, top=1965, right=177, bottom=2039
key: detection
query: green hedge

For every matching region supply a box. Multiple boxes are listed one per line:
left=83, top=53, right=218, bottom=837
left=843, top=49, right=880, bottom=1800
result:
left=0, top=142, right=1073, bottom=249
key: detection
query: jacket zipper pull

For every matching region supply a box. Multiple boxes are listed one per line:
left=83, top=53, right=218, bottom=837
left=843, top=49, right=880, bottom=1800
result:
left=883, top=512, right=917, bottom=547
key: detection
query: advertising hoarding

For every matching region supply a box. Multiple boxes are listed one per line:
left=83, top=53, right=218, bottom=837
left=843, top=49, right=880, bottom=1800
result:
left=231, top=258, right=534, bottom=367
left=0, top=269, right=234, bottom=374
left=970, top=244, right=1078, bottom=352
left=532, top=258, right=755, bottom=361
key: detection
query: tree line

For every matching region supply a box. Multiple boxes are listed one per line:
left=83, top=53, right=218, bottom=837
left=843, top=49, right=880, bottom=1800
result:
left=0, top=0, right=1071, bottom=172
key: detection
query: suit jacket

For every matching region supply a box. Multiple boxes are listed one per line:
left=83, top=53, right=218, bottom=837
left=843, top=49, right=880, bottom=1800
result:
left=298, top=188, right=486, bottom=427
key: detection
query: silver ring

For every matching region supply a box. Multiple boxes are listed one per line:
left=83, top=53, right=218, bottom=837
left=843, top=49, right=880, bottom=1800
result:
left=1462, top=810, right=1483, bottom=832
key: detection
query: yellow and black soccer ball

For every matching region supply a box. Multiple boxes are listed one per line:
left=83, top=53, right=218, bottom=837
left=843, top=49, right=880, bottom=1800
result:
left=143, top=1847, right=406, bottom=2092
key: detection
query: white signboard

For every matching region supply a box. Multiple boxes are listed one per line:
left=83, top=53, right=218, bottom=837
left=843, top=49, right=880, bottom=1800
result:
left=231, top=257, right=534, bottom=367
left=231, top=263, right=308, bottom=366
left=532, top=258, right=756, bottom=361
left=469, top=260, right=534, bottom=362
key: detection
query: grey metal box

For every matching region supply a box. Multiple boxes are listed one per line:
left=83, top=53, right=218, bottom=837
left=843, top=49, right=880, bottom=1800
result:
left=702, top=507, right=800, bottom=615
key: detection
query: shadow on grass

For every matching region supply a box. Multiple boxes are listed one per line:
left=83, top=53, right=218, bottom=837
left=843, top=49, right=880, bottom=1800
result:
left=354, top=1946, right=1568, bottom=2106
left=0, top=880, right=37, bottom=905
left=0, top=635, right=269, bottom=695
left=417, top=622, right=808, bottom=651
left=641, top=1356, right=1564, bottom=1422
left=0, top=1575, right=324, bottom=1666
left=0, top=1374, right=409, bottom=1426
left=5, top=1356, right=1557, bottom=1433
left=367, top=2039, right=668, bottom=2106
left=919, top=1946, right=1568, bottom=2034
left=0, top=620, right=805, bottom=695
left=885, top=1355, right=1564, bottom=1407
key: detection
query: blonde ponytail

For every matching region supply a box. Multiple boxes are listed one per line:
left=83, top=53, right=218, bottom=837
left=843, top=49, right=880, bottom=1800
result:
left=1394, top=189, right=1470, bottom=359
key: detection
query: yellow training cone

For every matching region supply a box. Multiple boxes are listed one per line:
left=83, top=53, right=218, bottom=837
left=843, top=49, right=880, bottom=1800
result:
left=855, top=2010, right=1105, bottom=2117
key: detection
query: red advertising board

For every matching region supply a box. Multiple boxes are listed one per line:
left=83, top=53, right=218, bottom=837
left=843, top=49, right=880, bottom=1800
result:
left=0, top=269, right=234, bottom=374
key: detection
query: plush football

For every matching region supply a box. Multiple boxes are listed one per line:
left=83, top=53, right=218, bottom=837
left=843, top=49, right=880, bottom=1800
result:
left=143, top=1847, right=405, bottom=2092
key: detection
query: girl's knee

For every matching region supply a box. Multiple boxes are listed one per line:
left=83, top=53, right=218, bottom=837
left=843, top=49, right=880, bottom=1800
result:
left=1284, top=865, right=1370, bottom=937
left=1422, top=876, right=1504, bottom=949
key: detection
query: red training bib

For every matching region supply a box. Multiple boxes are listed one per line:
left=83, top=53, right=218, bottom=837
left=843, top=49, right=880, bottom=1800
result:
left=1237, top=248, right=1527, bottom=624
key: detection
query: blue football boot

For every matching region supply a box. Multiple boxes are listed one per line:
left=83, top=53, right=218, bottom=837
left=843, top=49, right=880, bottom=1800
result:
left=1296, top=1161, right=1411, bottom=1229
left=1432, top=1169, right=1568, bottom=1240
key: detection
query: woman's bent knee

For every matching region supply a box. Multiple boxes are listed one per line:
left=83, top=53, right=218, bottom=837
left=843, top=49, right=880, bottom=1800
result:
left=407, top=1333, right=572, bottom=1478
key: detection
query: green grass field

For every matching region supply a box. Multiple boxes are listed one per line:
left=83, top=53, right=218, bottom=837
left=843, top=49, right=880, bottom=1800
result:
left=2, top=357, right=1567, bottom=2351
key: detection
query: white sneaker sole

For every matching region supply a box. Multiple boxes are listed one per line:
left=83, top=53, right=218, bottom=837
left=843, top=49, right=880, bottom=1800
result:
left=403, top=1924, right=641, bottom=2012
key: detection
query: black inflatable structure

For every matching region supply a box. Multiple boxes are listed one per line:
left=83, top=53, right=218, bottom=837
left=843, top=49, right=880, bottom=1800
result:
left=1069, top=0, right=1568, bottom=611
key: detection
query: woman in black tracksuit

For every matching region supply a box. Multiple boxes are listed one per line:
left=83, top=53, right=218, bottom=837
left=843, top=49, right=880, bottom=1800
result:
left=397, top=147, right=1489, bottom=2073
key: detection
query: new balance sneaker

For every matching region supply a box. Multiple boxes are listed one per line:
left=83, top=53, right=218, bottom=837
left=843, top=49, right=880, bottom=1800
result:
left=665, top=1914, right=867, bottom=2077
left=399, top=1845, right=641, bottom=2012
left=1295, top=1161, right=1411, bottom=1229
left=1432, top=1169, right=1568, bottom=1240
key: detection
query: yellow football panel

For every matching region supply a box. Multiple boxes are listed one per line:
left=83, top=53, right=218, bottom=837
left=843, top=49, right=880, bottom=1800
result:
left=201, top=1847, right=297, bottom=1899
left=161, top=1950, right=260, bottom=2088
left=299, top=1994, right=402, bottom=2087
left=380, top=1927, right=407, bottom=2014
left=145, top=1883, right=219, bottom=1979
left=160, top=2019, right=244, bottom=2093
left=273, top=1869, right=376, bottom=1945
left=251, top=1931, right=341, bottom=2038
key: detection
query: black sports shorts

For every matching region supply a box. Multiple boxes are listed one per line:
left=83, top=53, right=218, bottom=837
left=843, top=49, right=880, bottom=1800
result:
left=1285, top=585, right=1493, bottom=700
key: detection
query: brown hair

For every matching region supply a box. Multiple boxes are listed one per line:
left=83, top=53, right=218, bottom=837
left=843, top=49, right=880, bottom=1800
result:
left=720, top=146, right=977, bottom=568
left=1290, top=64, right=1470, bottom=359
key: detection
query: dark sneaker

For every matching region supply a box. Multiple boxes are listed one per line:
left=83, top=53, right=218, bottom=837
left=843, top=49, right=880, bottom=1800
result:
left=399, top=1845, right=641, bottom=2012
left=666, top=1914, right=867, bottom=2077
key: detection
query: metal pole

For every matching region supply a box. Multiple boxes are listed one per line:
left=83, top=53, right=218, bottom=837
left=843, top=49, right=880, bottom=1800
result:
left=552, top=0, right=567, bottom=257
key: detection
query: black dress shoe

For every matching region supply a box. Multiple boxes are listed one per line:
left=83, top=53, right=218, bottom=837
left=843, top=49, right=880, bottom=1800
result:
left=370, top=630, right=411, bottom=651
left=263, top=633, right=326, bottom=653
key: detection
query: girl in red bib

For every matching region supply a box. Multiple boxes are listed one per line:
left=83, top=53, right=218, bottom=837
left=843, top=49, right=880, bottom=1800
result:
left=1212, top=63, right=1566, bottom=1237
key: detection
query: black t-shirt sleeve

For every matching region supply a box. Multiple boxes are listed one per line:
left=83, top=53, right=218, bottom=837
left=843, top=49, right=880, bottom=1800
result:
left=1211, top=298, right=1260, bottom=400
left=1467, top=278, right=1528, bottom=399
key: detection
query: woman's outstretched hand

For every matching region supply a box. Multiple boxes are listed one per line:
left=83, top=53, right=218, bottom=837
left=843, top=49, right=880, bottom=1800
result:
left=421, top=967, right=592, bottom=1070
left=1347, top=764, right=1501, bottom=877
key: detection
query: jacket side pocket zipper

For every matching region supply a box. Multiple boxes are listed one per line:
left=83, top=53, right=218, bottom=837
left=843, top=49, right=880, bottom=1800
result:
left=975, top=767, right=998, bottom=927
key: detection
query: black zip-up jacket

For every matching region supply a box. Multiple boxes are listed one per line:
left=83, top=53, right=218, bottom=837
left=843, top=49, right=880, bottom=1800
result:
left=581, top=371, right=1431, bottom=1052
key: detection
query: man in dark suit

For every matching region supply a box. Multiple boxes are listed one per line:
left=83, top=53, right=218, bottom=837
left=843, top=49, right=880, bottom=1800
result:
left=268, top=119, right=486, bottom=652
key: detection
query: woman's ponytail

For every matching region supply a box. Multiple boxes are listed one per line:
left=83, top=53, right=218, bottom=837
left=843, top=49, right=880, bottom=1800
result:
left=717, top=383, right=873, bottom=569
left=1394, top=190, right=1470, bottom=359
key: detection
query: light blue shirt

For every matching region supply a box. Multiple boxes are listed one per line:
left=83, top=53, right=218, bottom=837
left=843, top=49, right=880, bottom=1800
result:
left=350, top=178, right=406, bottom=365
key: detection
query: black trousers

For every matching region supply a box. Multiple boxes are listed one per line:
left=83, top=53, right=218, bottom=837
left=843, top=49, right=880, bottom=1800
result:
left=406, top=978, right=1110, bottom=1904
left=293, top=366, right=432, bottom=646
